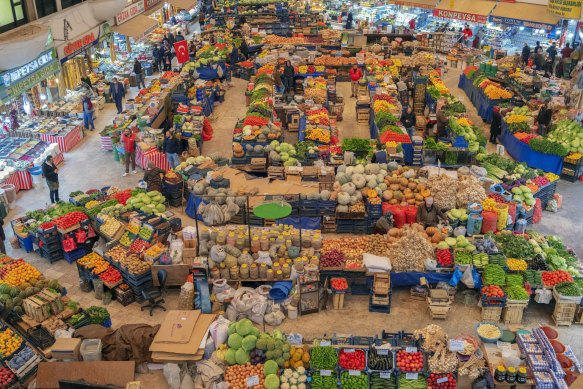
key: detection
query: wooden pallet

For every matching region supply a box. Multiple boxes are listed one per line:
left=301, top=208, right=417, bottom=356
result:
left=267, top=166, right=285, bottom=180
left=410, top=290, right=427, bottom=301
left=428, top=289, right=450, bottom=305
left=481, top=306, right=503, bottom=322
left=322, top=216, right=337, bottom=233
left=429, top=305, right=450, bottom=319
left=552, top=313, right=573, bottom=327
left=319, top=182, right=334, bottom=192
left=373, top=273, right=390, bottom=294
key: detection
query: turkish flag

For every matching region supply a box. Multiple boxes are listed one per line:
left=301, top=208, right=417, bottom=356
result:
left=174, top=41, right=190, bottom=64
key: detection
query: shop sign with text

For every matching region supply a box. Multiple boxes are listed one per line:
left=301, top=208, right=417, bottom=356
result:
left=115, top=1, right=145, bottom=25
left=488, top=15, right=555, bottom=30
left=547, top=0, right=582, bottom=19
left=144, top=0, right=161, bottom=10
left=393, top=1, right=433, bottom=9
left=433, top=8, right=488, bottom=24
left=0, top=50, right=60, bottom=102
left=57, top=25, right=102, bottom=64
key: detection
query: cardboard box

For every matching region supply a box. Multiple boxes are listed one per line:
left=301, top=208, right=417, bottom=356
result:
left=51, top=338, right=81, bottom=360
left=150, top=311, right=215, bottom=355
left=36, top=361, right=135, bottom=388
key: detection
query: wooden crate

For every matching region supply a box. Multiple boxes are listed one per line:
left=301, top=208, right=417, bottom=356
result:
left=322, top=216, right=336, bottom=233
left=410, top=289, right=427, bottom=301
left=502, top=301, right=528, bottom=324
left=332, top=293, right=345, bottom=309
left=268, top=166, right=285, bottom=179
left=481, top=306, right=503, bottom=322
left=429, top=304, right=450, bottom=319
left=357, top=112, right=369, bottom=124
left=263, top=219, right=277, bottom=227
left=552, top=301, right=577, bottom=326
left=428, top=289, right=450, bottom=305
left=373, top=273, right=390, bottom=294
left=319, top=182, right=334, bottom=192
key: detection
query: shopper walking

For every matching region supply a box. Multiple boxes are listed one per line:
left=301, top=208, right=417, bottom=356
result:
left=110, top=77, right=126, bottom=114
left=0, top=219, right=5, bottom=255
left=537, top=103, right=552, bottom=137
left=133, top=59, right=146, bottom=89
left=490, top=106, right=502, bottom=144
left=163, top=50, right=172, bottom=71
left=396, top=77, right=408, bottom=107
left=122, top=128, right=137, bottom=176
left=153, top=44, right=163, bottom=72
left=401, top=106, right=416, bottom=140
left=562, top=43, right=573, bottom=59
left=82, top=96, right=95, bottom=131
left=350, top=64, right=362, bottom=98
left=283, top=60, right=295, bottom=94
left=435, top=105, right=448, bottom=141
left=143, top=161, right=166, bottom=192
left=521, top=43, right=531, bottom=66
left=534, top=48, right=545, bottom=71
left=42, top=155, right=60, bottom=204
left=231, top=44, right=239, bottom=64
left=546, top=43, right=558, bottom=74
left=163, top=130, right=180, bottom=169
left=273, top=66, right=283, bottom=93
left=174, top=29, right=185, bottom=42
left=408, top=17, right=415, bottom=31
left=534, top=41, right=542, bottom=55
left=239, top=39, right=249, bottom=60
left=345, top=12, right=353, bottom=30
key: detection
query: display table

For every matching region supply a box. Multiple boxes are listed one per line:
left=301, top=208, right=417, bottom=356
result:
left=136, top=146, right=171, bottom=171
left=458, top=74, right=506, bottom=124
left=369, top=110, right=413, bottom=164
left=499, top=121, right=564, bottom=175
left=39, top=126, right=82, bottom=153
left=5, top=171, right=32, bottom=192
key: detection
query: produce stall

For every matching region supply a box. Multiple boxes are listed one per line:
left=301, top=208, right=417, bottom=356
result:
left=38, top=126, right=83, bottom=153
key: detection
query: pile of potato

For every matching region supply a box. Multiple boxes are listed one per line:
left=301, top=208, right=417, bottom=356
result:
left=105, top=245, right=128, bottom=265
left=387, top=224, right=445, bottom=248
left=120, top=254, right=151, bottom=275
left=382, top=169, right=429, bottom=207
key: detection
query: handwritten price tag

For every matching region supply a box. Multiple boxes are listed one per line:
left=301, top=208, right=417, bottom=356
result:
left=377, top=349, right=389, bottom=355
left=246, top=375, right=259, bottom=387
left=437, top=377, right=449, bottom=384
left=349, top=370, right=360, bottom=376
left=406, top=347, right=417, bottom=353
left=320, top=370, right=332, bottom=376
left=380, top=372, right=391, bottom=379
left=449, top=339, right=465, bottom=352
left=320, top=341, right=331, bottom=346
left=406, top=373, right=419, bottom=380
left=344, top=348, right=355, bottom=353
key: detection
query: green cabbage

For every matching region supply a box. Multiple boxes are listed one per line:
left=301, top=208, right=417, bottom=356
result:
left=264, top=360, right=278, bottom=376
left=228, top=333, right=242, bottom=349
left=265, top=374, right=280, bottom=389
left=242, top=335, right=257, bottom=351
left=236, top=318, right=254, bottom=336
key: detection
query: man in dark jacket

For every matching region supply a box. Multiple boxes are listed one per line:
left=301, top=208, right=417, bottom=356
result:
left=416, top=197, right=445, bottom=228
left=537, top=103, right=552, bottom=136
left=110, top=77, right=126, bottom=114
left=42, top=155, right=59, bottom=203
left=143, top=161, right=166, bottom=192
left=163, top=130, right=180, bottom=169
left=239, top=39, right=249, bottom=60
left=435, top=105, right=448, bottom=141
left=133, top=59, right=145, bottom=89
left=521, top=43, right=531, bottom=66
left=0, top=218, right=5, bottom=254
left=283, top=61, right=295, bottom=94
left=153, top=44, right=163, bottom=72
left=174, top=30, right=185, bottom=42
left=401, top=106, right=416, bottom=140
left=490, top=106, right=502, bottom=144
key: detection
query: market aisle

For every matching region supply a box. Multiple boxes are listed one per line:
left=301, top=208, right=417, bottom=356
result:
left=202, top=78, right=249, bottom=158
left=336, top=81, right=371, bottom=140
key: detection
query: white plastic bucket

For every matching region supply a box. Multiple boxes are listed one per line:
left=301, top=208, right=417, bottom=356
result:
left=29, top=166, right=44, bottom=189
left=287, top=305, right=297, bottom=320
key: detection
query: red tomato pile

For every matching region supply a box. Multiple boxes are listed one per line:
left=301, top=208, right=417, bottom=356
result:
left=331, top=278, right=348, bottom=291
left=100, top=267, right=122, bottom=285
left=238, top=60, right=255, bottom=68
left=0, top=367, right=15, bottom=387
left=542, top=270, right=574, bottom=286
left=435, top=249, right=452, bottom=266
left=130, top=239, right=150, bottom=253
left=482, top=285, right=505, bottom=301
left=39, top=222, right=55, bottom=231
left=428, top=373, right=456, bottom=388
left=53, top=212, right=87, bottom=230
left=379, top=130, right=412, bottom=144
left=113, top=190, right=132, bottom=205
left=396, top=349, right=423, bottom=372
left=487, top=193, right=507, bottom=203
left=372, top=94, right=397, bottom=103
left=339, top=349, right=366, bottom=370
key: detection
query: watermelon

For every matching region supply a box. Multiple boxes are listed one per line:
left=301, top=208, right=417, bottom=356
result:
left=9, top=287, right=20, bottom=298
left=0, top=283, right=10, bottom=294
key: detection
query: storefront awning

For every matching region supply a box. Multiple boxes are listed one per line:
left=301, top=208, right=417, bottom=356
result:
left=489, top=3, right=559, bottom=30
left=112, top=14, right=159, bottom=39
left=168, top=0, right=197, bottom=10
left=388, top=0, right=438, bottom=10
left=433, top=0, right=497, bottom=24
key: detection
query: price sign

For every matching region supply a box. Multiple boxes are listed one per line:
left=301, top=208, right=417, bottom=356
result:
left=497, top=341, right=510, bottom=349
left=406, top=373, right=419, bottom=380
left=246, top=376, right=259, bottom=387
left=380, top=372, right=391, bottom=379
left=449, top=339, right=465, bottom=352
left=437, top=377, right=449, bottom=384
left=406, top=347, right=417, bottom=353
left=349, top=370, right=360, bottom=376
left=320, top=370, right=332, bottom=376
left=344, top=349, right=355, bottom=353
left=378, top=349, right=389, bottom=355
left=320, top=341, right=331, bottom=346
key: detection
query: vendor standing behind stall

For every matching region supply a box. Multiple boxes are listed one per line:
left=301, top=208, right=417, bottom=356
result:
left=143, top=161, right=166, bottom=192
left=490, top=106, right=502, bottom=144
left=435, top=105, right=448, bottom=141
left=537, top=103, right=552, bottom=136
left=416, top=197, right=445, bottom=228
left=283, top=61, right=295, bottom=94
left=401, top=106, right=416, bottom=140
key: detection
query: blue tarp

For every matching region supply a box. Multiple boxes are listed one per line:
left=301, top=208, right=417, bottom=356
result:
left=499, top=120, right=564, bottom=175
left=390, top=271, right=453, bottom=287
left=186, top=193, right=208, bottom=221
left=276, top=217, right=321, bottom=230
left=196, top=62, right=228, bottom=80
left=269, top=281, right=293, bottom=303
left=458, top=74, right=508, bottom=124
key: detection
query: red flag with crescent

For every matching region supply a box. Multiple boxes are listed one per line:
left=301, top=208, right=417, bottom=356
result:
left=174, top=41, right=189, bottom=64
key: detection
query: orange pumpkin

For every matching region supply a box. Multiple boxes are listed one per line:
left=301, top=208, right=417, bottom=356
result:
left=368, top=189, right=377, bottom=198
left=421, top=189, right=430, bottom=198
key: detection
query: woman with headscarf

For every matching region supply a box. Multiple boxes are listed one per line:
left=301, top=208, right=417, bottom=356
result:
left=345, top=12, right=353, bottom=30
left=490, top=106, right=502, bottom=144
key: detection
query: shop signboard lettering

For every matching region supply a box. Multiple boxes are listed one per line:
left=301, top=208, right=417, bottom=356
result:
left=0, top=60, right=60, bottom=102
left=115, top=1, right=145, bottom=25
left=488, top=15, right=555, bottom=31
left=392, top=0, right=433, bottom=9
left=547, top=0, right=582, bottom=19
left=63, top=33, right=96, bottom=57
left=57, top=25, right=102, bottom=64
left=144, top=0, right=161, bottom=10
left=1, top=49, right=56, bottom=87
left=432, top=9, right=488, bottom=24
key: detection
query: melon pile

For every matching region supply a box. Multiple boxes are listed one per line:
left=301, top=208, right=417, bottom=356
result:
left=126, top=191, right=166, bottom=215
left=0, top=277, right=61, bottom=315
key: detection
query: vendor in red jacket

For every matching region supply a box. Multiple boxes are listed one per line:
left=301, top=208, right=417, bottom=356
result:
left=350, top=64, right=363, bottom=98
left=122, top=128, right=137, bottom=176
left=462, top=25, right=473, bottom=46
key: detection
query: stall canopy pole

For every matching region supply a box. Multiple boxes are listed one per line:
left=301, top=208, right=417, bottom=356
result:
left=126, top=36, right=132, bottom=53
left=110, top=37, right=117, bottom=62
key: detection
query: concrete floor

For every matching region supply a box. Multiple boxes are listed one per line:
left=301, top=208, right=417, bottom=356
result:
left=3, top=68, right=583, bottom=373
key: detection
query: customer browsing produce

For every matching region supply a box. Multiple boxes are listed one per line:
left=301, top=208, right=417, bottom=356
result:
left=163, top=130, right=180, bottom=169
left=42, top=155, right=59, bottom=204
left=122, top=128, right=137, bottom=177
left=143, top=161, right=166, bottom=193
left=350, top=64, right=363, bottom=98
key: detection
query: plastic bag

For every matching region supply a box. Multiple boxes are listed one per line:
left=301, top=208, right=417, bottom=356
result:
left=264, top=310, right=285, bottom=326
left=163, top=363, right=181, bottom=389
left=160, top=253, right=172, bottom=265
left=203, top=203, right=225, bottom=225
left=180, top=373, right=194, bottom=389
left=535, top=288, right=553, bottom=304
left=449, top=265, right=463, bottom=287
left=208, top=316, right=230, bottom=347
left=238, top=251, right=254, bottom=266
left=461, top=265, right=475, bottom=288
left=532, top=198, right=542, bottom=224
left=424, top=258, right=437, bottom=271
left=256, top=251, right=273, bottom=266
left=210, top=245, right=226, bottom=263
left=553, top=193, right=562, bottom=209
left=545, top=199, right=558, bottom=213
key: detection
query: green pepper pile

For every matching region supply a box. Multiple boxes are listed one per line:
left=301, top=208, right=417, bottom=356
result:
left=455, top=251, right=473, bottom=265
left=505, top=285, right=529, bottom=300
left=555, top=282, right=583, bottom=296
left=341, top=371, right=368, bottom=389
left=484, top=264, right=506, bottom=286
left=311, top=371, right=337, bottom=389
left=506, top=274, right=524, bottom=287
left=310, top=346, right=338, bottom=370
left=370, top=372, right=396, bottom=389
left=398, top=374, right=428, bottom=389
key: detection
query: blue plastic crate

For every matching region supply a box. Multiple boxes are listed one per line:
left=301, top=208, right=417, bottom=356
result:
left=17, top=235, right=34, bottom=253
left=64, top=247, right=87, bottom=264
left=40, top=247, right=64, bottom=263
left=351, top=283, right=369, bottom=295
left=352, top=336, right=374, bottom=346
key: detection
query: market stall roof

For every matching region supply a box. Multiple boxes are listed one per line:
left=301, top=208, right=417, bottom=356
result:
left=388, top=0, right=438, bottom=10
left=112, top=14, right=158, bottom=39
left=167, top=0, right=197, bottom=10
left=433, top=0, right=497, bottom=24
left=489, top=2, right=559, bottom=30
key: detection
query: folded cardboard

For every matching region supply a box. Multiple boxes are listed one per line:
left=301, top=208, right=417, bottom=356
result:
left=154, top=310, right=200, bottom=343
left=36, top=361, right=135, bottom=388
left=149, top=312, right=215, bottom=354
left=51, top=338, right=81, bottom=360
